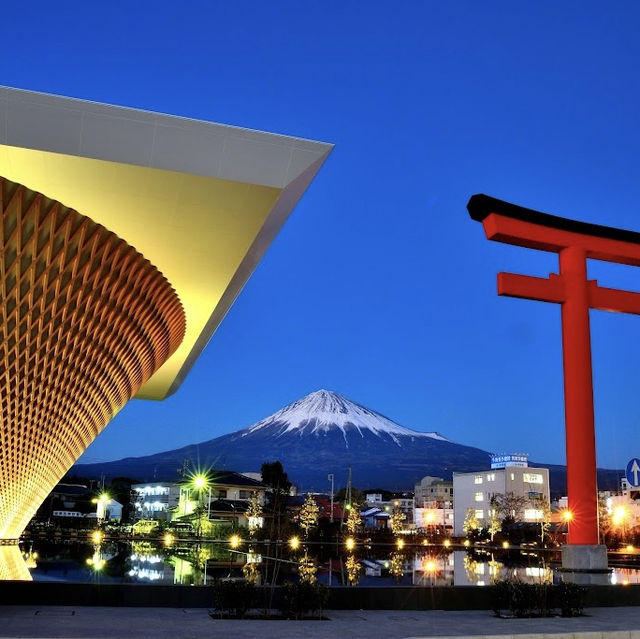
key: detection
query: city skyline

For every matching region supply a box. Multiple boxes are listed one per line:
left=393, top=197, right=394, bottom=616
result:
left=2, top=2, right=640, bottom=470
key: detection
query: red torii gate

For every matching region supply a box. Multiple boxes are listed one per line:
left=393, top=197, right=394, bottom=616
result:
left=468, top=194, right=640, bottom=548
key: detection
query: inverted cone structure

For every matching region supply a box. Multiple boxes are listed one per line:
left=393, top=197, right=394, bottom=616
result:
left=0, top=545, right=31, bottom=580
left=0, top=177, right=185, bottom=540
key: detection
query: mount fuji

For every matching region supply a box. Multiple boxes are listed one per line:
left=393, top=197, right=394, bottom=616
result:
left=73, top=390, right=493, bottom=489
left=72, top=390, right=620, bottom=493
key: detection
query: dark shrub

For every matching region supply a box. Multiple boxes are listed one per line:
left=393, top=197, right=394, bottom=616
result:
left=553, top=581, right=586, bottom=617
left=280, top=581, right=329, bottom=620
left=212, top=579, right=256, bottom=618
left=492, top=580, right=584, bottom=618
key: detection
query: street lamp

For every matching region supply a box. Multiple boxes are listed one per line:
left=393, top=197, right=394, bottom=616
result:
left=191, top=474, right=212, bottom=521
left=612, top=505, right=630, bottom=543
left=289, top=536, right=300, bottom=551
left=92, top=492, right=111, bottom=521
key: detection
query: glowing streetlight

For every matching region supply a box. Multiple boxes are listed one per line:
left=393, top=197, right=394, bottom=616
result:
left=423, top=559, right=436, bottom=573
left=612, top=506, right=630, bottom=527
left=229, top=534, right=241, bottom=549
left=396, top=538, right=405, bottom=549
left=443, top=539, right=451, bottom=548
left=502, top=541, right=509, bottom=549
left=91, top=530, right=103, bottom=544
left=562, top=509, right=573, bottom=523
left=345, top=537, right=355, bottom=551
left=190, top=473, right=212, bottom=521
left=163, top=533, right=174, bottom=547
left=289, top=536, right=300, bottom=551
left=92, top=492, right=111, bottom=521
left=193, top=475, right=207, bottom=489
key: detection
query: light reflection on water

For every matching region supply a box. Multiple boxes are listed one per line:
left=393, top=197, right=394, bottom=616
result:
left=6, top=538, right=640, bottom=587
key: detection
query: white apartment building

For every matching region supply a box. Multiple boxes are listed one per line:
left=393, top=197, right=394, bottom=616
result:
left=132, top=482, right=181, bottom=521
left=453, top=455, right=550, bottom=536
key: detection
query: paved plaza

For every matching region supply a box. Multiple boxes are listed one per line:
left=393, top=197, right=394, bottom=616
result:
left=2, top=606, right=640, bottom=639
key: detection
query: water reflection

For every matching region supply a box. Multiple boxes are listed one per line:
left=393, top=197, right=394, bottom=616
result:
left=5, top=538, right=640, bottom=588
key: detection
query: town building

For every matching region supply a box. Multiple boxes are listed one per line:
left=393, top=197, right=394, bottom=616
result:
left=453, top=454, right=550, bottom=536
left=414, top=476, right=453, bottom=508
left=414, top=506, right=454, bottom=533
left=132, top=471, right=267, bottom=523
left=33, top=483, right=122, bottom=523
left=132, top=482, right=181, bottom=521
left=364, top=492, right=415, bottom=525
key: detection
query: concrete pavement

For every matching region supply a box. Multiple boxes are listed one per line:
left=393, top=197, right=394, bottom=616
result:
left=2, top=606, right=640, bottom=639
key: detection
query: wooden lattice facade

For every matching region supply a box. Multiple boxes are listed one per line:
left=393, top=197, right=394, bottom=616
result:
left=0, top=176, right=185, bottom=540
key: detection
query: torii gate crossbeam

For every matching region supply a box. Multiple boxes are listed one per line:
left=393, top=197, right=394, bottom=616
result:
left=468, top=194, right=640, bottom=548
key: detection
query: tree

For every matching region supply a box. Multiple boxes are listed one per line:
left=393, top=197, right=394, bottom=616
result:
left=598, top=496, right=612, bottom=545
left=298, top=494, right=320, bottom=537
left=462, top=508, right=480, bottom=537
left=390, top=506, right=407, bottom=534
left=492, top=492, right=528, bottom=526
left=346, top=504, right=362, bottom=535
left=488, top=497, right=502, bottom=542
left=106, top=477, right=137, bottom=522
left=260, top=461, right=292, bottom=609
left=335, top=486, right=364, bottom=505
left=245, top=493, right=263, bottom=537
left=530, top=495, right=551, bottom=544
left=298, top=551, right=317, bottom=583
left=261, top=461, right=291, bottom=497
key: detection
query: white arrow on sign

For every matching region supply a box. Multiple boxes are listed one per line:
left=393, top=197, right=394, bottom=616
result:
left=632, top=459, right=640, bottom=487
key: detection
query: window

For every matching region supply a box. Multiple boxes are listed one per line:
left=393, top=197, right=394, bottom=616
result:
left=239, top=490, right=252, bottom=500
left=510, top=473, right=515, bottom=481
left=474, top=475, right=483, bottom=484
left=486, top=473, right=495, bottom=482
left=217, top=489, right=227, bottom=499
left=474, top=492, right=483, bottom=502
left=523, top=473, right=543, bottom=484
left=475, top=509, right=484, bottom=519
left=524, top=509, right=543, bottom=520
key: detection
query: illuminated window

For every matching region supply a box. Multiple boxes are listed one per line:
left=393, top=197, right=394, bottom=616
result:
left=474, top=492, right=484, bottom=502
left=524, top=509, right=543, bottom=520
left=475, top=509, right=484, bottom=519
left=474, top=476, right=483, bottom=484
left=486, top=473, right=495, bottom=481
left=523, top=473, right=543, bottom=484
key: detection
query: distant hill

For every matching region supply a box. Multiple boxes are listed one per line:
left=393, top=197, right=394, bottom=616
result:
left=74, top=389, right=622, bottom=496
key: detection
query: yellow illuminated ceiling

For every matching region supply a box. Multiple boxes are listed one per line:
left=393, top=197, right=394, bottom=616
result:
left=0, top=144, right=280, bottom=399
left=0, top=86, right=333, bottom=400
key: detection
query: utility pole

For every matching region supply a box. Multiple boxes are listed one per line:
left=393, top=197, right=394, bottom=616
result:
left=328, top=474, right=334, bottom=523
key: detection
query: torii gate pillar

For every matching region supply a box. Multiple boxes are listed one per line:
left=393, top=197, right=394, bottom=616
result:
left=469, top=194, right=640, bottom=573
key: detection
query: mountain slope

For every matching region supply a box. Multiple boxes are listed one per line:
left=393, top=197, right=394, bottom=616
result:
left=73, top=390, right=621, bottom=494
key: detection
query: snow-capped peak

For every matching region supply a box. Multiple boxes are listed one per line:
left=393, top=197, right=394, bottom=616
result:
left=243, top=389, right=448, bottom=444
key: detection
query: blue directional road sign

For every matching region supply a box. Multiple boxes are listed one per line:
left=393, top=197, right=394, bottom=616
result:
left=626, top=458, right=640, bottom=488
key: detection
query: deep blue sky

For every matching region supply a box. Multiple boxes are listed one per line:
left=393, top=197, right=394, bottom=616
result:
left=2, top=2, right=640, bottom=471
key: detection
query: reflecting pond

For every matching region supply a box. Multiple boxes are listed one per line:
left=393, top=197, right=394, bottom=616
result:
left=3, top=537, right=640, bottom=586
